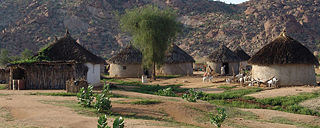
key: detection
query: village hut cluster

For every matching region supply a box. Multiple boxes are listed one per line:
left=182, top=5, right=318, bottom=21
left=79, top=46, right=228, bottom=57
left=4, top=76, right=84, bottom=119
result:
left=108, top=44, right=195, bottom=78
left=0, top=28, right=319, bottom=90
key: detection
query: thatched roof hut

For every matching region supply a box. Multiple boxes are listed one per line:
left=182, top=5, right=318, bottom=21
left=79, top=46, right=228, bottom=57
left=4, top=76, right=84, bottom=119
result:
left=207, top=45, right=241, bottom=63
left=158, top=44, right=195, bottom=75
left=234, top=47, right=250, bottom=61
left=249, top=31, right=318, bottom=86
left=36, top=31, right=105, bottom=64
left=165, top=44, right=195, bottom=64
left=107, top=45, right=143, bottom=77
left=206, top=45, right=240, bottom=75
left=107, top=45, right=142, bottom=65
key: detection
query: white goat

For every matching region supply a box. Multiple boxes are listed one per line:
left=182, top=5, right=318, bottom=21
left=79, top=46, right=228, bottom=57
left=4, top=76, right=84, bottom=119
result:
left=203, top=76, right=213, bottom=82
left=267, top=77, right=279, bottom=87
left=226, top=78, right=231, bottom=84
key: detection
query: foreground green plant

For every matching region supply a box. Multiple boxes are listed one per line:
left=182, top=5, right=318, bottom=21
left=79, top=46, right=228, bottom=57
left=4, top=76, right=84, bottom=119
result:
left=182, top=89, right=203, bottom=102
left=97, top=115, right=124, bottom=128
left=77, top=85, right=94, bottom=107
left=155, top=87, right=176, bottom=97
left=113, top=116, right=124, bottom=128
left=97, top=115, right=110, bottom=128
left=95, top=94, right=112, bottom=112
left=210, top=108, right=227, bottom=128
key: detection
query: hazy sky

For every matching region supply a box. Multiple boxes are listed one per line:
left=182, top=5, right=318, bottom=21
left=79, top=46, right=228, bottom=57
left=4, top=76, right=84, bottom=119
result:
left=218, top=0, right=249, bottom=4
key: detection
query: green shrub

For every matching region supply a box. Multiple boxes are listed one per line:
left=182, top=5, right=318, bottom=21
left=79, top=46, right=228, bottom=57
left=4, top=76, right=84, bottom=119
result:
left=210, top=108, right=227, bottom=128
left=94, top=94, right=112, bottom=112
left=77, top=85, right=94, bottom=107
left=113, top=117, right=124, bottom=128
left=155, top=87, right=176, bottom=97
left=182, top=89, right=203, bottom=102
left=97, top=115, right=110, bottom=128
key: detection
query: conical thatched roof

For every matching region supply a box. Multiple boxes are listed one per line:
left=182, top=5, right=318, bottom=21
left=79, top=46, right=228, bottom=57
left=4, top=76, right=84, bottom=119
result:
left=165, top=44, right=195, bottom=64
left=234, top=46, right=251, bottom=61
left=107, top=45, right=142, bottom=64
left=248, top=32, right=319, bottom=66
left=35, top=31, right=105, bottom=64
left=207, top=45, right=240, bottom=63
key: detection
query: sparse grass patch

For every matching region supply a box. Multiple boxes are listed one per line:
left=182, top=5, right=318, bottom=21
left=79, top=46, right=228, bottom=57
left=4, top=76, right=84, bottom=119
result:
left=156, top=75, right=181, bottom=79
left=203, top=88, right=263, bottom=100
left=0, top=84, right=7, bottom=90
left=130, top=99, right=162, bottom=105
left=217, top=85, right=236, bottom=90
left=209, top=100, right=260, bottom=109
left=269, top=116, right=320, bottom=128
left=29, top=92, right=77, bottom=96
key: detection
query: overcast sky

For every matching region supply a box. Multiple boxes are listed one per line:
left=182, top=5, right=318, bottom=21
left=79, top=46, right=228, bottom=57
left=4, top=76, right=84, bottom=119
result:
left=217, top=0, right=249, bottom=4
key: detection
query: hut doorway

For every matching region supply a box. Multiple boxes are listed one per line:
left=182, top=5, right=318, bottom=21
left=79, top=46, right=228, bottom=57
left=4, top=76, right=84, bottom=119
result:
left=13, top=68, right=25, bottom=79
left=222, top=63, right=229, bottom=74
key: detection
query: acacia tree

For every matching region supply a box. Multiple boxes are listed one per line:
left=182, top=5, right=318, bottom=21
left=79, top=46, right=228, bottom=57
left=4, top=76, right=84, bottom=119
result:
left=120, top=5, right=181, bottom=79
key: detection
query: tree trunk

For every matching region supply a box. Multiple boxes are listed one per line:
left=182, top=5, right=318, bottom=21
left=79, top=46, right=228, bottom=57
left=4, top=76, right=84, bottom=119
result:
left=152, top=62, right=156, bottom=80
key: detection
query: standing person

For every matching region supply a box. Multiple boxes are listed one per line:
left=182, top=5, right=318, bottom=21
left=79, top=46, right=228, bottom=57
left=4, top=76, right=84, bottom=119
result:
left=221, top=65, right=225, bottom=75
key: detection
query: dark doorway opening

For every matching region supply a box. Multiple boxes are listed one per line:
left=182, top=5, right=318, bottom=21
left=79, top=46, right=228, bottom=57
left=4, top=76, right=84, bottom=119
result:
left=222, top=63, right=229, bottom=75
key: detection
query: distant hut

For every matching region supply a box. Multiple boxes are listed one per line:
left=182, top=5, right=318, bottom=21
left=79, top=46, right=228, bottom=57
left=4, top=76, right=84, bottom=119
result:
left=107, top=45, right=143, bottom=78
left=248, top=31, right=319, bottom=86
left=7, top=61, right=87, bottom=90
left=206, top=45, right=241, bottom=75
left=233, top=46, right=251, bottom=70
left=34, top=31, right=105, bottom=84
left=157, top=44, right=195, bottom=75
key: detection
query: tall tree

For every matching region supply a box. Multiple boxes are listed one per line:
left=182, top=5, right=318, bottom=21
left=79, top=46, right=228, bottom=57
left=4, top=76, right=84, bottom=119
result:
left=0, top=48, right=11, bottom=67
left=120, top=5, right=181, bottom=79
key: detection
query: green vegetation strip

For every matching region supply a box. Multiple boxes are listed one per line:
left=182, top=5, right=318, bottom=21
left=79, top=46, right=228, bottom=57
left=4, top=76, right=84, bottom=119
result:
left=217, top=86, right=236, bottom=90
left=0, top=84, right=7, bottom=90
left=204, top=88, right=320, bottom=117
left=106, top=79, right=187, bottom=96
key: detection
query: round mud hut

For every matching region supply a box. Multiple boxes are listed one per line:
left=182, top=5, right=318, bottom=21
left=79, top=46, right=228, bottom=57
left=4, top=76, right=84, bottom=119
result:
left=107, top=45, right=143, bottom=78
left=206, top=45, right=241, bottom=75
left=233, top=46, right=251, bottom=70
left=248, top=32, right=319, bottom=86
left=157, top=44, right=195, bottom=75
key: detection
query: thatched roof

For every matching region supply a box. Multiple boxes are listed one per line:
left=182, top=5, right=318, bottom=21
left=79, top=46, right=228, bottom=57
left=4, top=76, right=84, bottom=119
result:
left=107, top=45, right=142, bottom=64
left=248, top=32, right=319, bottom=66
left=234, top=47, right=251, bottom=61
left=107, top=44, right=194, bottom=64
left=35, top=31, right=105, bottom=64
left=207, top=45, right=240, bottom=63
left=165, top=44, right=195, bottom=64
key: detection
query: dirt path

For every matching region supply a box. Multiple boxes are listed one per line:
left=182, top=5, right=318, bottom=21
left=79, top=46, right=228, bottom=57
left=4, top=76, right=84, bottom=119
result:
left=0, top=90, right=192, bottom=128
left=246, top=87, right=320, bottom=99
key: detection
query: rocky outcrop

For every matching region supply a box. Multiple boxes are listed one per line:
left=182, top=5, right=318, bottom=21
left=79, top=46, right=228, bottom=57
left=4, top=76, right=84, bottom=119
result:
left=0, top=0, right=320, bottom=59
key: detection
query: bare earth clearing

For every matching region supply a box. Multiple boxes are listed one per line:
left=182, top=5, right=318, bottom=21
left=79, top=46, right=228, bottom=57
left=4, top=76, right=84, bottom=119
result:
left=0, top=69, right=319, bottom=128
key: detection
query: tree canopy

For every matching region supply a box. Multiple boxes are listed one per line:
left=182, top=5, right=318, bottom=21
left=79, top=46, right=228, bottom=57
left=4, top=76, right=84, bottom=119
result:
left=119, top=5, right=182, bottom=69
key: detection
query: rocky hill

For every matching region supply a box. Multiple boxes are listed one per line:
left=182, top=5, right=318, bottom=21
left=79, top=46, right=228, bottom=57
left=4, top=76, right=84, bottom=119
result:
left=0, top=0, right=319, bottom=61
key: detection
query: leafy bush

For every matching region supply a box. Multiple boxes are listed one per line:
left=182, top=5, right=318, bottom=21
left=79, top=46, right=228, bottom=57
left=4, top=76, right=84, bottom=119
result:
left=182, top=89, right=203, bottom=102
left=77, top=85, right=94, bottom=107
left=95, top=94, right=112, bottom=112
left=155, top=87, right=176, bottom=97
left=210, top=108, right=227, bottom=128
left=97, top=115, right=110, bottom=128
left=113, top=117, right=124, bottom=128
left=97, top=115, right=124, bottom=128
